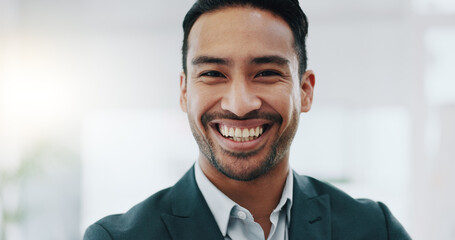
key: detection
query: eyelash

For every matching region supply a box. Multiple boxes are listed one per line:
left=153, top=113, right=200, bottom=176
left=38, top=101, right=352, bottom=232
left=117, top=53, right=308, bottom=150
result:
left=255, top=70, right=281, bottom=77
left=200, top=70, right=281, bottom=78
left=200, top=71, right=225, bottom=78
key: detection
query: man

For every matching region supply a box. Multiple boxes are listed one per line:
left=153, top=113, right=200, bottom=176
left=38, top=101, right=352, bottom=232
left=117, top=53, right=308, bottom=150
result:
left=84, top=0, right=411, bottom=239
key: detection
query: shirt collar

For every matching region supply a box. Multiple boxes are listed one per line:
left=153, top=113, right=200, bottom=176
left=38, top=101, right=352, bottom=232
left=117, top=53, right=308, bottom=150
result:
left=194, top=162, right=294, bottom=236
left=279, top=168, right=294, bottom=225
left=195, top=162, right=236, bottom=236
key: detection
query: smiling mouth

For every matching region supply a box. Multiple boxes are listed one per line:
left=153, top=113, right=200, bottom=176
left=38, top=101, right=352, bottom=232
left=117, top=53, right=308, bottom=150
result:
left=217, top=124, right=269, bottom=142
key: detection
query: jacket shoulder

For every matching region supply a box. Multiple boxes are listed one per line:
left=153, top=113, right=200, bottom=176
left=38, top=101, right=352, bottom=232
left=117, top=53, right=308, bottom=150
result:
left=83, top=187, right=173, bottom=240
left=294, top=174, right=411, bottom=239
left=298, top=175, right=382, bottom=213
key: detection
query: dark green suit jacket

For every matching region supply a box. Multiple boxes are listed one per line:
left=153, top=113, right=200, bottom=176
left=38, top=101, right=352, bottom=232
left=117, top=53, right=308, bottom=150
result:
left=84, top=166, right=411, bottom=239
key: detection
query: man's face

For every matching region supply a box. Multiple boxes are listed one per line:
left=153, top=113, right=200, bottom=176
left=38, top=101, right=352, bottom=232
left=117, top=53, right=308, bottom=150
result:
left=180, top=7, right=315, bottom=181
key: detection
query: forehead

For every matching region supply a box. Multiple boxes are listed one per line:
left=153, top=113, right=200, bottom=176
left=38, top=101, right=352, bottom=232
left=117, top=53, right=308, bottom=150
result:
left=187, top=7, right=296, bottom=63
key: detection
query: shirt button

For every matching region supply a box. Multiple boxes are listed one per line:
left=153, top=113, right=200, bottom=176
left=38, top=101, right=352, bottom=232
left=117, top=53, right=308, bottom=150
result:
left=237, top=211, right=247, bottom=220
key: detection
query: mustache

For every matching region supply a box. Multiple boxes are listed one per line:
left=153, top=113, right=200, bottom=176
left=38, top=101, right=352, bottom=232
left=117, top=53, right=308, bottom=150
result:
left=201, top=110, right=283, bottom=126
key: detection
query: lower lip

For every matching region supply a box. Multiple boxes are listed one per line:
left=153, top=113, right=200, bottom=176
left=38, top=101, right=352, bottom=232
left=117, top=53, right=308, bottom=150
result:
left=210, top=125, right=271, bottom=152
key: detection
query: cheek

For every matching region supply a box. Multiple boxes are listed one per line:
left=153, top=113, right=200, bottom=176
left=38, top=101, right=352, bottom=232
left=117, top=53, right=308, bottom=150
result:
left=187, top=86, right=220, bottom=123
left=257, top=85, right=300, bottom=136
left=259, top=84, right=298, bottom=115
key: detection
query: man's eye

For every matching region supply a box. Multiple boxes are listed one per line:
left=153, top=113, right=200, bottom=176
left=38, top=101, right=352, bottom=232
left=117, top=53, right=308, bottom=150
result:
left=201, top=71, right=225, bottom=78
left=255, top=71, right=281, bottom=77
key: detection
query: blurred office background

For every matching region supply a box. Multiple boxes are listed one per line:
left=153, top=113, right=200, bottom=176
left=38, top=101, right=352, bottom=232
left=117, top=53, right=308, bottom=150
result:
left=0, top=0, right=454, bottom=239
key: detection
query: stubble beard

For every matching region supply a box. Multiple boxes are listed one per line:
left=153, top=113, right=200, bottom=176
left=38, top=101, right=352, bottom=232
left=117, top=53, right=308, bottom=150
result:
left=188, top=110, right=299, bottom=181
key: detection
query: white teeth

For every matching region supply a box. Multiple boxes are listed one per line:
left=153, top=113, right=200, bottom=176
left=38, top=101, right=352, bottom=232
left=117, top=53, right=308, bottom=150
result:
left=229, top=128, right=234, bottom=137
left=242, top=129, right=249, bottom=138
left=219, top=125, right=266, bottom=141
left=224, top=126, right=229, bottom=136
left=234, top=128, right=242, bottom=137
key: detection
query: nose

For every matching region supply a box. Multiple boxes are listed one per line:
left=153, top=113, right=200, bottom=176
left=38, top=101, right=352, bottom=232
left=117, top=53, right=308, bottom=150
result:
left=220, top=78, right=262, bottom=117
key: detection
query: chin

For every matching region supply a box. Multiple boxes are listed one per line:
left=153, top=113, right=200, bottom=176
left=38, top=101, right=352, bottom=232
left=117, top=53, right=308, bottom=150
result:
left=208, top=146, right=279, bottom=181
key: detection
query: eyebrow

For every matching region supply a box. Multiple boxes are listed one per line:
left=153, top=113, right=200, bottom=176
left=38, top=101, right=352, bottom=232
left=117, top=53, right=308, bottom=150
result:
left=191, top=55, right=290, bottom=66
left=251, top=55, right=290, bottom=66
left=192, top=56, right=231, bottom=66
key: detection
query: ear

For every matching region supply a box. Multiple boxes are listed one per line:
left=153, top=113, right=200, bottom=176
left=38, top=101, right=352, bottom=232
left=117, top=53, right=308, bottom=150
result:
left=179, top=72, right=188, bottom=112
left=300, top=70, right=315, bottom=113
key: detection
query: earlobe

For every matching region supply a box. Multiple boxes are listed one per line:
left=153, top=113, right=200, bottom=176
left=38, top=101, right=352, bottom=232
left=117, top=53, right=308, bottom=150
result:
left=300, top=70, right=315, bottom=113
left=180, top=72, right=188, bottom=112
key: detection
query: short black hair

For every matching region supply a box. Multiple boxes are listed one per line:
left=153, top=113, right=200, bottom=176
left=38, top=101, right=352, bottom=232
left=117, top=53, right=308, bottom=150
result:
left=182, top=0, right=309, bottom=77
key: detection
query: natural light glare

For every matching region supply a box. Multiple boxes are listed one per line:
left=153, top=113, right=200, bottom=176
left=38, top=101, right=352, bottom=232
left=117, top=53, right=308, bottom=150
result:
left=0, top=38, right=80, bottom=174
left=0, top=40, right=79, bottom=132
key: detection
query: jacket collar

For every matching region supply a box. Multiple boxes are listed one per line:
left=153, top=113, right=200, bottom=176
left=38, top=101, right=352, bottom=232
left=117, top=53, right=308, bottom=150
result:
left=289, top=171, right=332, bottom=239
left=161, top=166, right=331, bottom=240
left=161, top=166, right=224, bottom=240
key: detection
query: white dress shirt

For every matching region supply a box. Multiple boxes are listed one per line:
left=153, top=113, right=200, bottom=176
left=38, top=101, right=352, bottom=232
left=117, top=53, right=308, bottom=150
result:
left=195, top=162, right=293, bottom=240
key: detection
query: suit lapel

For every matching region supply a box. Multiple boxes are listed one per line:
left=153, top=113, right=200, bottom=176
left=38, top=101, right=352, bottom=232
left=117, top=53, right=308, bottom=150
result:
left=289, top=173, right=332, bottom=239
left=161, top=167, right=332, bottom=239
left=161, top=166, right=224, bottom=240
